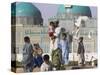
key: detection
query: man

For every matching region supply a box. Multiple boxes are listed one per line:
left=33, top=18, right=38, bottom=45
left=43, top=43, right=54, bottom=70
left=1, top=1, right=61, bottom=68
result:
left=51, top=21, right=62, bottom=70
left=77, top=37, right=85, bottom=66
left=22, top=36, right=33, bottom=72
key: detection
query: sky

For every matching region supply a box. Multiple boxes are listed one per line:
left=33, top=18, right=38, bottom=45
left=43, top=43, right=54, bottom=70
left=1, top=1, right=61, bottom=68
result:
left=34, top=3, right=59, bottom=25
left=33, top=3, right=97, bottom=25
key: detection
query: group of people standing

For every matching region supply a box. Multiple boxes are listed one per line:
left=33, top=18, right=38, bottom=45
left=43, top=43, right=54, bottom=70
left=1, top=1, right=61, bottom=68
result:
left=48, top=20, right=85, bottom=69
left=48, top=21, right=70, bottom=70
left=22, top=20, right=85, bottom=72
left=22, top=36, right=43, bottom=72
left=22, top=36, right=54, bottom=72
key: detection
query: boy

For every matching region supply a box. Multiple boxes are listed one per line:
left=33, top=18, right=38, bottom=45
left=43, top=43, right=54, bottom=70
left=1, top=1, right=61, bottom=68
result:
left=60, top=33, right=69, bottom=65
left=77, top=37, right=85, bottom=66
left=40, top=54, right=53, bottom=71
left=22, top=36, right=33, bottom=72
left=33, top=43, right=43, bottom=67
left=48, top=21, right=55, bottom=37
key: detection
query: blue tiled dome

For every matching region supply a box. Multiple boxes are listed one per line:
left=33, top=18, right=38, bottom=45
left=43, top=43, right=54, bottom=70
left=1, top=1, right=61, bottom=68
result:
left=11, top=2, right=42, bottom=17
left=58, top=5, right=92, bottom=17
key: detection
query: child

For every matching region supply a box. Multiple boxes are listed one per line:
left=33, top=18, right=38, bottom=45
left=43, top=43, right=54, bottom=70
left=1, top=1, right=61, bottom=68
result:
left=60, top=33, right=69, bottom=65
left=77, top=37, right=85, bottom=66
left=40, top=54, right=53, bottom=71
left=22, top=36, right=33, bottom=72
left=48, top=21, right=55, bottom=37
left=33, top=43, right=43, bottom=67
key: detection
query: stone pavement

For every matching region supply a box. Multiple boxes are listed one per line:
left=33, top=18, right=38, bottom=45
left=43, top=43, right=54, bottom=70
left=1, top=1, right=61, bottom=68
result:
left=16, top=65, right=96, bottom=73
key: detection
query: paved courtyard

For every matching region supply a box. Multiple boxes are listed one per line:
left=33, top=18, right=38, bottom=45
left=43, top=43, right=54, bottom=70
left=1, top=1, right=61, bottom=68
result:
left=16, top=65, right=97, bottom=73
